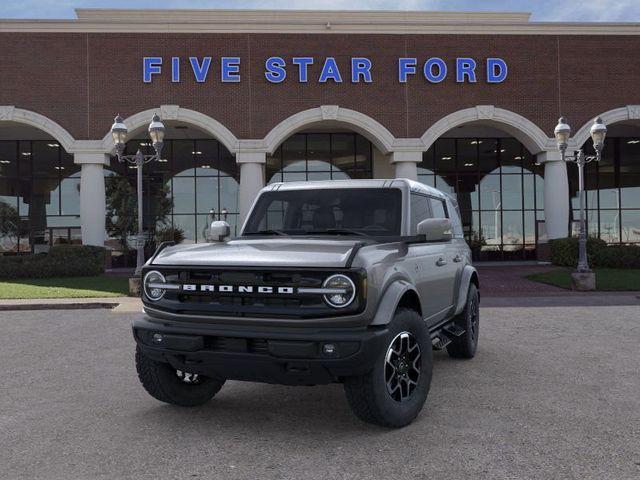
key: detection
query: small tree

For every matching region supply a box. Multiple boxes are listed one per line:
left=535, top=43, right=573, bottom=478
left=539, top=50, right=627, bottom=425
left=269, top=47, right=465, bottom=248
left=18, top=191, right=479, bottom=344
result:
left=105, top=175, right=173, bottom=253
left=0, top=201, right=21, bottom=249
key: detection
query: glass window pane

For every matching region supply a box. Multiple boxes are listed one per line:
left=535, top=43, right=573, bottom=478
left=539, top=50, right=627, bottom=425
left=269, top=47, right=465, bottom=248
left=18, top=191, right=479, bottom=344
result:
left=417, top=175, right=435, bottom=188
left=306, top=134, right=331, bottom=172
left=430, top=198, right=447, bottom=219
left=479, top=174, right=501, bottom=211
left=455, top=175, right=479, bottom=211
left=599, top=210, right=620, bottom=243
left=502, top=174, right=523, bottom=210
left=620, top=138, right=640, bottom=174
left=332, top=134, right=355, bottom=174
left=282, top=135, right=306, bottom=172
left=457, top=138, right=478, bottom=173
left=435, top=139, right=456, bottom=174
left=410, top=194, right=431, bottom=234
left=60, top=176, right=80, bottom=215
left=196, top=177, right=218, bottom=214
left=32, top=141, right=58, bottom=177
left=173, top=140, right=195, bottom=176
left=523, top=174, right=535, bottom=209
left=282, top=172, right=306, bottom=183
left=480, top=210, right=501, bottom=247
left=535, top=174, right=544, bottom=210
left=219, top=176, right=239, bottom=214
left=172, top=177, right=195, bottom=214
left=502, top=211, right=523, bottom=248
left=524, top=210, right=536, bottom=245
left=220, top=146, right=238, bottom=180
left=499, top=138, right=522, bottom=173
left=172, top=215, right=196, bottom=244
left=355, top=134, right=372, bottom=174
left=621, top=210, right=640, bottom=243
left=0, top=141, right=18, bottom=177
left=620, top=175, right=640, bottom=208
left=308, top=172, right=332, bottom=181
left=477, top=139, right=499, bottom=173
left=194, top=139, right=219, bottom=174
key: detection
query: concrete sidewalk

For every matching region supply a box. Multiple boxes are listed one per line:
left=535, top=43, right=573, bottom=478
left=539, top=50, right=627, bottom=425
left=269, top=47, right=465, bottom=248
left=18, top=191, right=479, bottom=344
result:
left=0, top=296, right=142, bottom=312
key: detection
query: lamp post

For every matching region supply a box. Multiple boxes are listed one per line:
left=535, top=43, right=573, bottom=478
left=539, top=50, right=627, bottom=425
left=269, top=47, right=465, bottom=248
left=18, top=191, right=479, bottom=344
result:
left=554, top=116, right=607, bottom=279
left=110, top=114, right=166, bottom=276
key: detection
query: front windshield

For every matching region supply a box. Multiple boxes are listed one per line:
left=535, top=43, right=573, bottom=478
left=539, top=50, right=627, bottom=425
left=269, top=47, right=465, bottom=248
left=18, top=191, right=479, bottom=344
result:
left=243, top=188, right=402, bottom=237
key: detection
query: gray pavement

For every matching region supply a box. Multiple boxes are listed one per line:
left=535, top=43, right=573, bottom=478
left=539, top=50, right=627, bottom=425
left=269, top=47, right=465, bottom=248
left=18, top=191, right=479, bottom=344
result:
left=1, top=306, right=639, bottom=480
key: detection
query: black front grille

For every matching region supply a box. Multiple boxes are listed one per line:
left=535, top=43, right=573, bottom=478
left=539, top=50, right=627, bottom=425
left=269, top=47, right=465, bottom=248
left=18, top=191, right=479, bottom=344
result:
left=145, top=267, right=365, bottom=319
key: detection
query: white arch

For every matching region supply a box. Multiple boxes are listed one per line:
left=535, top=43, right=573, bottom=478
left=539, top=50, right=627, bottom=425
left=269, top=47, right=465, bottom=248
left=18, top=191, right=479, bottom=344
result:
left=0, top=106, right=76, bottom=153
left=263, top=105, right=396, bottom=155
left=100, top=105, right=240, bottom=154
left=572, top=105, right=640, bottom=148
left=420, top=105, right=552, bottom=154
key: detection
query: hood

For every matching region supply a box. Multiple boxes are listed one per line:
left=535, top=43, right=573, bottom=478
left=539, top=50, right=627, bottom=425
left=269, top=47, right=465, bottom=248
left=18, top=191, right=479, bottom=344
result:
left=151, top=237, right=363, bottom=268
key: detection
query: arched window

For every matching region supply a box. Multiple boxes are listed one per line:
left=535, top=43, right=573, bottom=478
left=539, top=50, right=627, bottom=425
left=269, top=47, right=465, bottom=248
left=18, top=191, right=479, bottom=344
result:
left=0, top=140, right=79, bottom=253
left=266, top=133, right=373, bottom=183
left=418, top=137, right=544, bottom=260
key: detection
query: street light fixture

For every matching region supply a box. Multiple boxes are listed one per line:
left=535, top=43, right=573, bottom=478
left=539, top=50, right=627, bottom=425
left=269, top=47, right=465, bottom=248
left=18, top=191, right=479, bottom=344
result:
left=554, top=116, right=607, bottom=277
left=110, top=113, right=166, bottom=276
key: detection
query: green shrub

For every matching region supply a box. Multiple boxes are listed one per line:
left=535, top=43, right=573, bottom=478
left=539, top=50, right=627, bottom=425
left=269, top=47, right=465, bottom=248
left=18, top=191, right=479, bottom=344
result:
left=0, top=245, right=106, bottom=279
left=550, top=237, right=640, bottom=269
left=593, top=245, right=640, bottom=268
left=549, top=237, right=607, bottom=267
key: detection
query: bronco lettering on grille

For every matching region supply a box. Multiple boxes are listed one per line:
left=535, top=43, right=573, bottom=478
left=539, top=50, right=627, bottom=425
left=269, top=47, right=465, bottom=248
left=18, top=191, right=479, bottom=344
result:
left=181, top=284, right=295, bottom=294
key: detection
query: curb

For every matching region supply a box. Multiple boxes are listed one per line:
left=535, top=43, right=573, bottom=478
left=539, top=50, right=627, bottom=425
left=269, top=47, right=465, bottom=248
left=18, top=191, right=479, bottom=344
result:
left=0, top=302, right=120, bottom=312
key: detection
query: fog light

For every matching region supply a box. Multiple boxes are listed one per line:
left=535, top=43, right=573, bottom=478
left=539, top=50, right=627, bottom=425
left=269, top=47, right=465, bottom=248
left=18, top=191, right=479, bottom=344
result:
left=323, top=343, right=336, bottom=354
left=152, top=333, right=164, bottom=344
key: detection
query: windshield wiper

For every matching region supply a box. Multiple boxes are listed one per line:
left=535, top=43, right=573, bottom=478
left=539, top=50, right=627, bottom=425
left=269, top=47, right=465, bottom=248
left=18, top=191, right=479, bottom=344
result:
left=244, top=229, right=288, bottom=236
left=306, top=228, right=371, bottom=238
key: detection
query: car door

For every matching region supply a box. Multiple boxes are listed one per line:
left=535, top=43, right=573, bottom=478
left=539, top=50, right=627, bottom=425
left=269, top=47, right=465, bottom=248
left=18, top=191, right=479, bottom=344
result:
left=406, top=193, right=455, bottom=324
left=428, top=196, right=459, bottom=318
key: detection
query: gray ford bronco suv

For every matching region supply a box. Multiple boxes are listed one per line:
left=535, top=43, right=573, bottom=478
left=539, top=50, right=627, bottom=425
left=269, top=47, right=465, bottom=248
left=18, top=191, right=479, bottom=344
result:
left=134, top=179, right=479, bottom=427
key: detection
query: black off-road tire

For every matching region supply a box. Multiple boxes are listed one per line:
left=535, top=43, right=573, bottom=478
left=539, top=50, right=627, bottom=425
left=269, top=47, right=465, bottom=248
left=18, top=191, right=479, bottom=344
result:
left=135, top=346, right=225, bottom=406
left=447, top=283, right=480, bottom=359
left=343, top=308, right=433, bottom=428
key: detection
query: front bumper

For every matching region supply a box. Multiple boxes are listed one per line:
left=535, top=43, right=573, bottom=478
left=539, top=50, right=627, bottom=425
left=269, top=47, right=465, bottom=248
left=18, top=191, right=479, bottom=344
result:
left=133, top=316, right=389, bottom=386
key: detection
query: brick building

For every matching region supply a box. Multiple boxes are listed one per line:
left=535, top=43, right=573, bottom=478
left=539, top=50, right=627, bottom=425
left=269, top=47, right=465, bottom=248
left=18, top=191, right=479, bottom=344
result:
left=1, top=9, right=640, bottom=263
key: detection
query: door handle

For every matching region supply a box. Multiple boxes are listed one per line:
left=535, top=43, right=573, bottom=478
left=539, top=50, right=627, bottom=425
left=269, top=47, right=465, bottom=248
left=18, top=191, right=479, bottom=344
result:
left=453, top=255, right=463, bottom=263
left=436, top=258, right=447, bottom=267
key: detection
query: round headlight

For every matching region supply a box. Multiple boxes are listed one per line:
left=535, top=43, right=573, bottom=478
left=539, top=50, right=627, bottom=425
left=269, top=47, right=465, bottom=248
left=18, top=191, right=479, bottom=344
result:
left=143, top=270, right=166, bottom=301
left=323, top=274, right=356, bottom=308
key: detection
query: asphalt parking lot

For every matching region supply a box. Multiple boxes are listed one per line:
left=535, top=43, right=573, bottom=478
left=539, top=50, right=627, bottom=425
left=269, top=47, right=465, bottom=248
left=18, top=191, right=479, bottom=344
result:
left=1, top=305, right=639, bottom=480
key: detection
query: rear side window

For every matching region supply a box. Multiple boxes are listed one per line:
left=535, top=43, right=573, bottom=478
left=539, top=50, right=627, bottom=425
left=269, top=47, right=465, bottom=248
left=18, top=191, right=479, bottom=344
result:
left=430, top=198, right=448, bottom=219
left=410, top=194, right=432, bottom=234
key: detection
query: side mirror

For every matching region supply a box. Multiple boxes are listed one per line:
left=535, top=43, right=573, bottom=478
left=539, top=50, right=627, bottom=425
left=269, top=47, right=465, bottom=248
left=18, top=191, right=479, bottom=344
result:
left=208, top=221, right=230, bottom=242
left=416, top=218, right=452, bottom=242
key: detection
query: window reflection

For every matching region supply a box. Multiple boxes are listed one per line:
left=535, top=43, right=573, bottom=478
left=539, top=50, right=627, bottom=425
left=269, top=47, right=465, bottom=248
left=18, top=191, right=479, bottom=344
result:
left=267, top=133, right=373, bottom=183
left=569, top=137, right=640, bottom=244
left=418, top=137, right=543, bottom=260
left=106, top=138, right=239, bottom=261
left=0, top=140, right=79, bottom=253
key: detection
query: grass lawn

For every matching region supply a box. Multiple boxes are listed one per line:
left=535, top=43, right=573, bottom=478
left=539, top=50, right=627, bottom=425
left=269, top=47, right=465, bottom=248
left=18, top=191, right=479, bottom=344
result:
left=0, top=276, right=130, bottom=299
left=526, top=268, right=640, bottom=291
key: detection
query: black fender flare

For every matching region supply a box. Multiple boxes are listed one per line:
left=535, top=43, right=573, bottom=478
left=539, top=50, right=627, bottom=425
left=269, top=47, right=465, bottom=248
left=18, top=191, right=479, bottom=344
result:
left=370, top=280, right=419, bottom=326
left=454, top=265, right=479, bottom=315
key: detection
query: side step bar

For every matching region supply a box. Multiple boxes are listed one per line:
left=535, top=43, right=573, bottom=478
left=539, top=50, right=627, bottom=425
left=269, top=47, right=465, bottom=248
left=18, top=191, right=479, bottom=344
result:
left=430, top=321, right=466, bottom=351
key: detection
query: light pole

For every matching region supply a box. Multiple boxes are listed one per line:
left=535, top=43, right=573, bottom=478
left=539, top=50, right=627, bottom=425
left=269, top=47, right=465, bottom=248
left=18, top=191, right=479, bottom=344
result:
left=110, top=114, right=166, bottom=276
left=553, top=116, right=607, bottom=275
